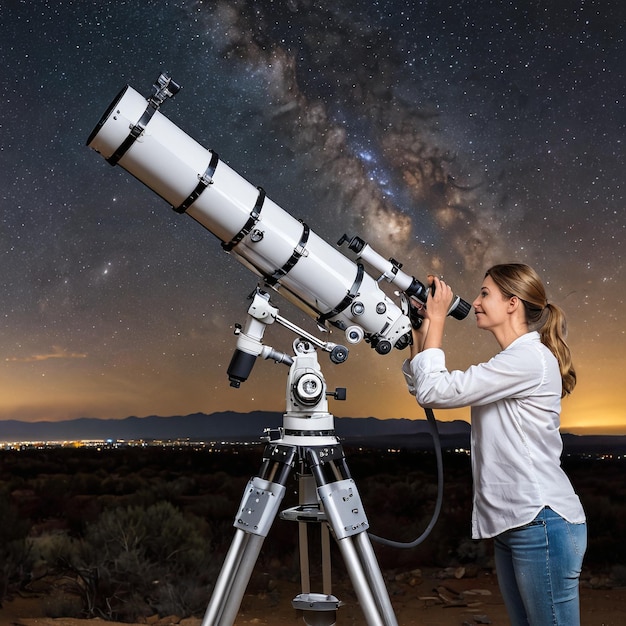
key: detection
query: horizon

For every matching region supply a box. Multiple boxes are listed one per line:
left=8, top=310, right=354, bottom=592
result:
left=1, top=410, right=625, bottom=437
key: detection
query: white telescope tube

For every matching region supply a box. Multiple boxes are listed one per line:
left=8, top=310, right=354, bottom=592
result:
left=86, top=79, right=412, bottom=354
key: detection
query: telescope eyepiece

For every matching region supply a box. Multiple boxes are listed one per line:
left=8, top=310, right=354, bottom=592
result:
left=448, top=296, right=472, bottom=320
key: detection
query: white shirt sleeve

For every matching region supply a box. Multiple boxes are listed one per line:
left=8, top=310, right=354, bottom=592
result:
left=408, top=336, right=547, bottom=410
left=401, top=358, right=417, bottom=396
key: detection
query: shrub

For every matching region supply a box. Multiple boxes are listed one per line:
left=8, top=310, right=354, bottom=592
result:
left=42, top=501, right=215, bottom=621
left=0, top=490, right=33, bottom=603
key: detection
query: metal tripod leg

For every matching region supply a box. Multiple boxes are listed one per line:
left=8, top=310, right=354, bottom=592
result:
left=202, top=529, right=267, bottom=625
left=334, top=530, right=398, bottom=626
left=309, top=446, right=399, bottom=626
left=201, top=444, right=296, bottom=626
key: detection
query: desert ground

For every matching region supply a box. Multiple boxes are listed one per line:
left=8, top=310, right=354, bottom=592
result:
left=2, top=447, right=624, bottom=626
left=2, top=568, right=624, bottom=626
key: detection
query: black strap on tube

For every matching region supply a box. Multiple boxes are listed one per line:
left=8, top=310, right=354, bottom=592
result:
left=106, top=101, right=159, bottom=166
left=222, top=187, right=266, bottom=252
left=318, top=263, right=365, bottom=325
left=264, top=223, right=310, bottom=287
left=173, top=150, right=220, bottom=214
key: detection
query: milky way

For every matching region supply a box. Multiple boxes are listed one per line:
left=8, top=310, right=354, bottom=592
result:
left=1, top=0, right=624, bottom=431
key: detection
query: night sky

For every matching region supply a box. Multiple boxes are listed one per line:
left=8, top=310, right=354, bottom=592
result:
left=1, top=0, right=624, bottom=433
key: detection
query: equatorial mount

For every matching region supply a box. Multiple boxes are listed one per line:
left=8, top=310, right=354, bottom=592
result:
left=227, top=288, right=349, bottom=389
left=199, top=291, right=398, bottom=625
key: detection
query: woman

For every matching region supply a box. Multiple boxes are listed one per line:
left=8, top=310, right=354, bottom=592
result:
left=403, top=264, right=586, bottom=626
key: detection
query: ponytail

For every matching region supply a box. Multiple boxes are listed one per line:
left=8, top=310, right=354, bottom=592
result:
left=539, top=302, right=576, bottom=397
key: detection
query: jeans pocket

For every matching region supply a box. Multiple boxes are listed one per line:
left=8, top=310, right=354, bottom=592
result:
left=566, top=522, right=587, bottom=558
left=520, top=518, right=546, bottom=529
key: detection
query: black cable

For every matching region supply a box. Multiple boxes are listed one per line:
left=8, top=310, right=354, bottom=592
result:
left=368, top=407, right=443, bottom=548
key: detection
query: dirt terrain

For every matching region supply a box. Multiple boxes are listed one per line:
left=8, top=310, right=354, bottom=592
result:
left=2, top=568, right=624, bottom=626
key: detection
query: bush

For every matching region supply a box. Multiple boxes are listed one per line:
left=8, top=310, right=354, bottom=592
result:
left=42, top=501, right=215, bottom=621
left=0, top=490, right=33, bottom=603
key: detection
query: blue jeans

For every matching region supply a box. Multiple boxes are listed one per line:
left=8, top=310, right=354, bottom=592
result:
left=494, top=507, right=587, bottom=626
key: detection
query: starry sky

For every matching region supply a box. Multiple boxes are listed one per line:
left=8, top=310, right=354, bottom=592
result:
left=1, top=0, right=624, bottom=433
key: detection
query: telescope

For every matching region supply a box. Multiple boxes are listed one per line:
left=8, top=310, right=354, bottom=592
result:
left=86, top=74, right=470, bottom=364
left=85, top=73, right=467, bottom=626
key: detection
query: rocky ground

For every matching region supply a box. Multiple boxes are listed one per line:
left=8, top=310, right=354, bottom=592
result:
left=2, top=567, right=625, bottom=626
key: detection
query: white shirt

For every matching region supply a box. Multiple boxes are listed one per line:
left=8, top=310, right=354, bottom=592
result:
left=403, top=331, right=585, bottom=539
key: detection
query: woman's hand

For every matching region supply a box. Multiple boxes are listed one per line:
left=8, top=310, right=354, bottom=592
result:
left=417, top=276, right=455, bottom=352
left=409, top=300, right=430, bottom=357
left=427, top=276, right=454, bottom=321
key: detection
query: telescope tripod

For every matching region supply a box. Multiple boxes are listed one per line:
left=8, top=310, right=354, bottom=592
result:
left=201, top=340, right=398, bottom=626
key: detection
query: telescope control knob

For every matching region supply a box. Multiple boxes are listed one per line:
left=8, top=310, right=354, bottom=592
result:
left=327, top=387, right=347, bottom=401
left=330, top=345, right=349, bottom=364
left=374, top=339, right=392, bottom=355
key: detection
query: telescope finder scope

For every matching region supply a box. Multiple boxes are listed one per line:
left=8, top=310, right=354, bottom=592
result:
left=338, top=234, right=472, bottom=322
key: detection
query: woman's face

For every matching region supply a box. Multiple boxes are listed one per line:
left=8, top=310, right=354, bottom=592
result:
left=472, top=275, right=512, bottom=332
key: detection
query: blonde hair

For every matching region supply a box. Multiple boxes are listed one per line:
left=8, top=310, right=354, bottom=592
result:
left=485, top=264, right=576, bottom=397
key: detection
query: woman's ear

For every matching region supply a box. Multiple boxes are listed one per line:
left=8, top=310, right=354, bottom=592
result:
left=508, top=296, right=521, bottom=313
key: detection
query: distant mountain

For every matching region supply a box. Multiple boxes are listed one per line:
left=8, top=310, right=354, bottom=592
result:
left=0, top=412, right=282, bottom=443
left=0, top=411, right=467, bottom=448
left=0, top=412, right=624, bottom=453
